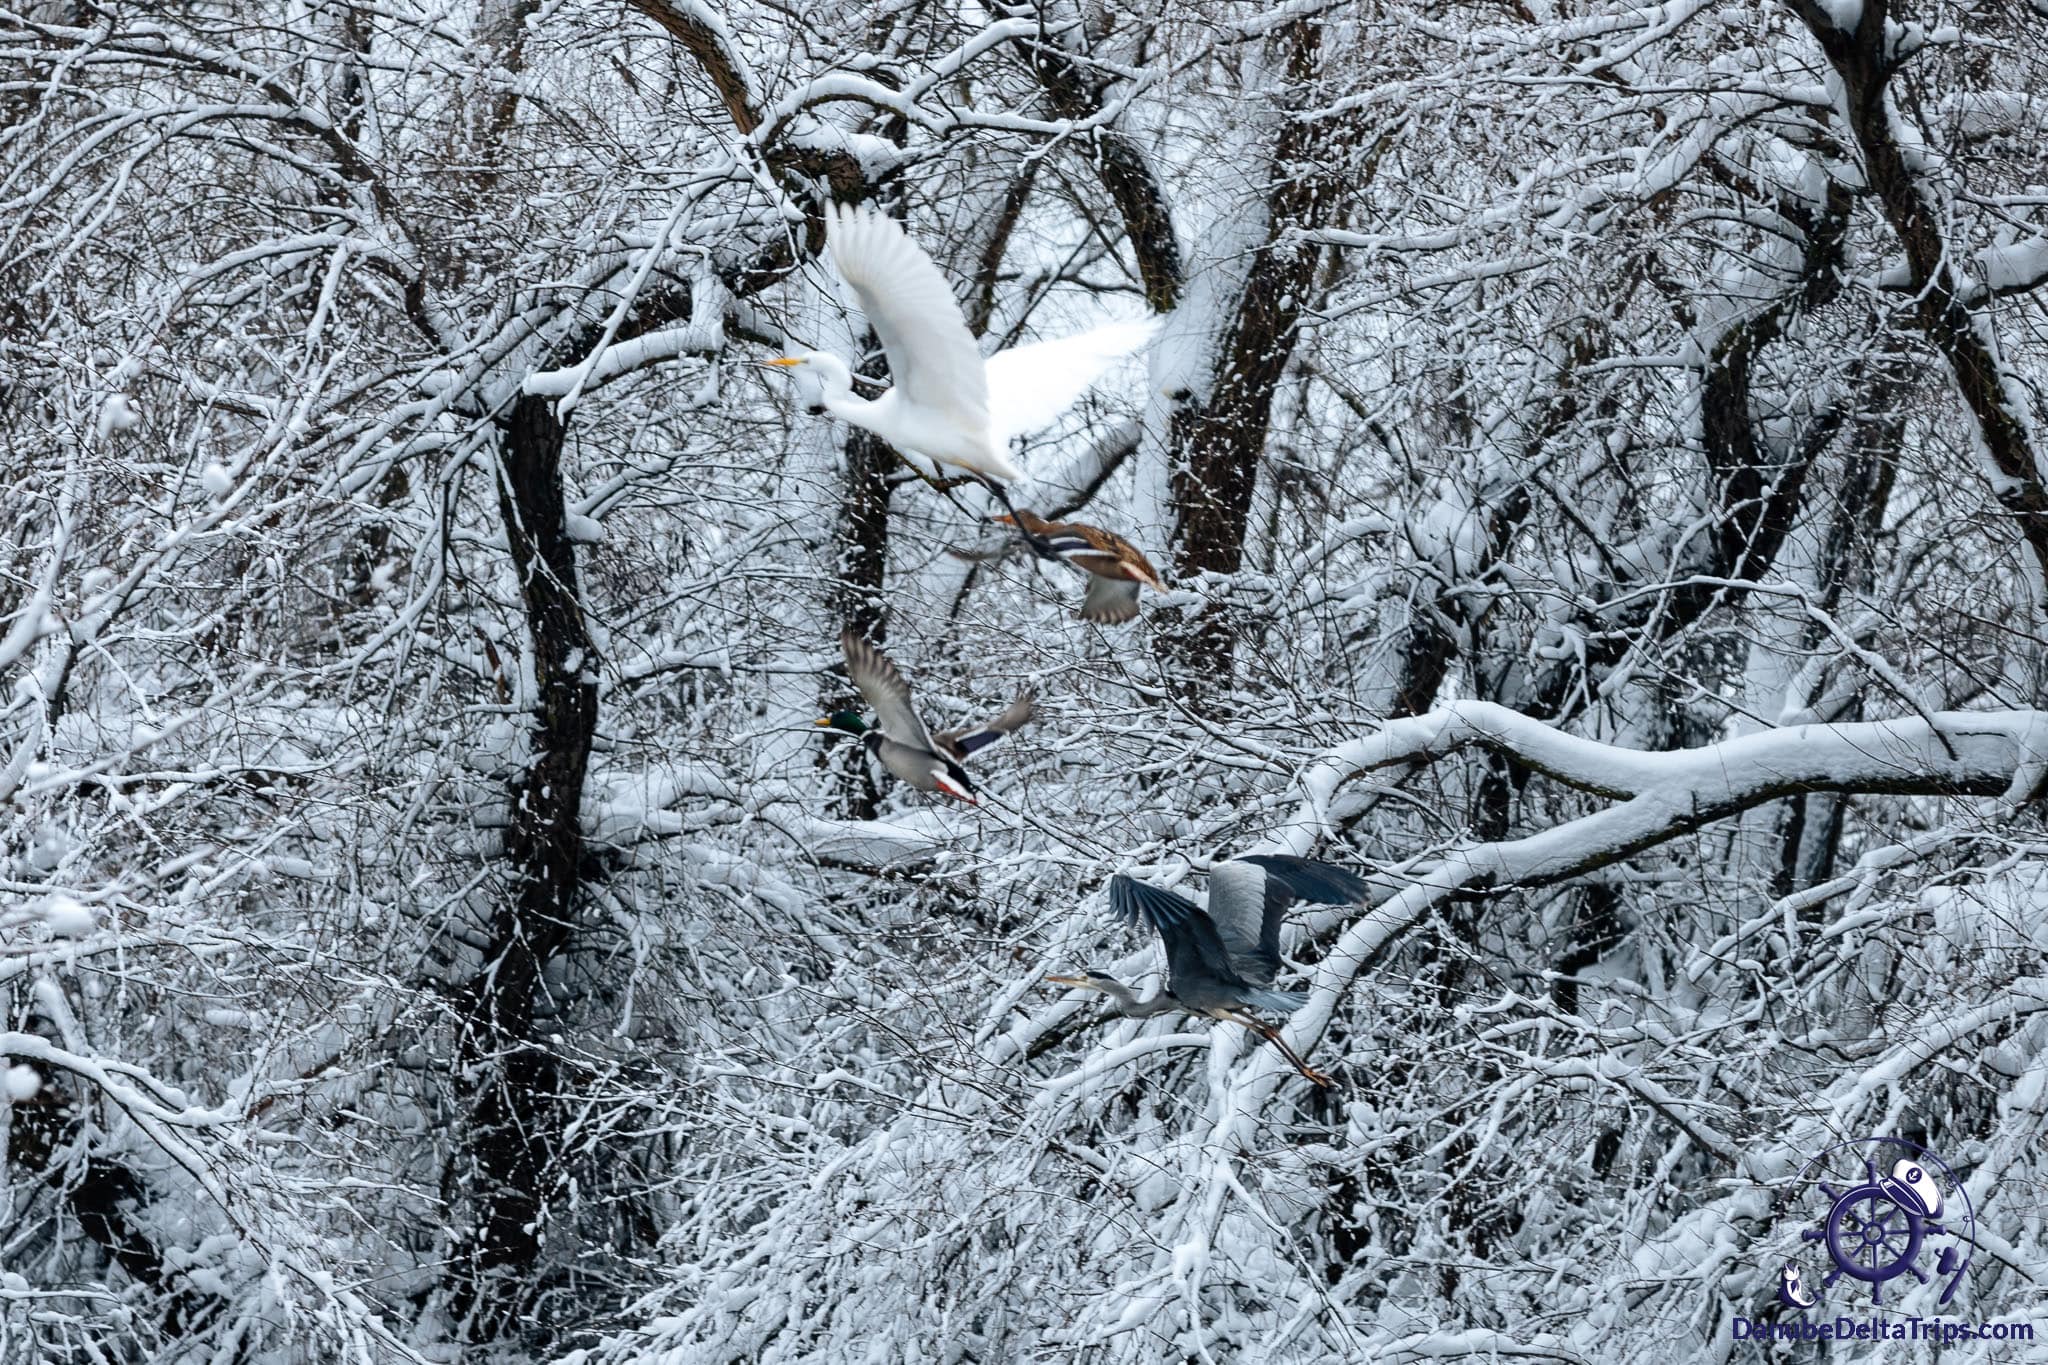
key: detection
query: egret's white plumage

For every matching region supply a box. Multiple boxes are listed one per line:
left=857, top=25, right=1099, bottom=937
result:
left=767, top=205, right=1155, bottom=487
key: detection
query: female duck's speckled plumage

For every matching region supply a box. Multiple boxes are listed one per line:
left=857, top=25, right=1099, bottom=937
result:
left=993, top=509, right=1167, bottom=624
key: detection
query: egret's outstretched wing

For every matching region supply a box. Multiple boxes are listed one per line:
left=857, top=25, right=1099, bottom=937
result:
left=826, top=205, right=988, bottom=424
left=984, top=317, right=1158, bottom=445
left=1110, top=874, right=1240, bottom=992
left=839, top=630, right=936, bottom=752
left=1208, top=856, right=1373, bottom=985
left=936, top=691, right=1034, bottom=761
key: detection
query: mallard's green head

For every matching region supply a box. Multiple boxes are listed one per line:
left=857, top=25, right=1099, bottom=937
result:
left=815, top=710, right=868, bottom=736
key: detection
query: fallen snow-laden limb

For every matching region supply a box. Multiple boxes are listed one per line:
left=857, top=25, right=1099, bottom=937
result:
left=1285, top=704, right=2048, bottom=1035
left=1132, top=705, right=2048, bottom=1344
left=1303, top=701, right=2048, bottom=808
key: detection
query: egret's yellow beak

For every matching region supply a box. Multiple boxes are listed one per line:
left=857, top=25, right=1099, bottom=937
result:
left=761, top=357, right=803, bottom=367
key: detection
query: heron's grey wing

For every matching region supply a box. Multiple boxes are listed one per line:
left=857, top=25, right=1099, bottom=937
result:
left=1109, top=875, right=1241, bottom=998
left=935, top=691, right=1034, bottom=761
left=1212, top=855, right=1376, bottom=985
left=826, top=204, right=989, bottom=425
left=839, top=630, right=937, bottom=752
left=1077, top=575, right=1140, bottom=624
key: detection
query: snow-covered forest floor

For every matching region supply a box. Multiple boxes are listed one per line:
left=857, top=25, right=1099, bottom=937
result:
left=4, top=1, right=2048, bottom=1361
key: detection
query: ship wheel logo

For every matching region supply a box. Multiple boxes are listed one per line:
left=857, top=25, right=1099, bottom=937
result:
left=1777, top=1138, right=1976, bottom=1310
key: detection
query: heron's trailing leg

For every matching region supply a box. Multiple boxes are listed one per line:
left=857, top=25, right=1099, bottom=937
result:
left=1227, top=1012, right=1335, bottom=1088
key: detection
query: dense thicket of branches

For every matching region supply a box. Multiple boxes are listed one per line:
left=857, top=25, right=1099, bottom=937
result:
left=3, top=1, right=2046, bottom=1361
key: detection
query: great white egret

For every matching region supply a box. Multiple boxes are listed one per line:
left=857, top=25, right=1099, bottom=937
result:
left=1047, top=855, right=1375, bottom=1087
left=817, top=630, right=1034, bottom=804
left=764, top=204, right=1155, bottom=500
left=991, top=509, right=1167, bottom=624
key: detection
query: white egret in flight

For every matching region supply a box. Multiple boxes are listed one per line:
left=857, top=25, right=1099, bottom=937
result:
left=764, top=204, right=1155, bottom=513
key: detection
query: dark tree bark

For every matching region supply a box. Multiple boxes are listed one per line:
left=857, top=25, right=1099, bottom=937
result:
left=1786, top=0, right=2048, bottom=595
left=833, top=422, right=895, bottom=647
left=443, top=392, right=599, bottom=1341
left=1773, top=351, right=1908, bottom=894
left=1003, top=5, right=1183, bottom=313
left=1161, top=19, right=1357, bottom=687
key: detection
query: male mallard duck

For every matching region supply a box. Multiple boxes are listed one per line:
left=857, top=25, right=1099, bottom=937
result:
left=992, top=509, right=1167, bottom=624
left=816, top=630, right=1034, bottom=804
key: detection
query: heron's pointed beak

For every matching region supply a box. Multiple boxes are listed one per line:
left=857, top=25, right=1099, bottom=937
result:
left=1043, top=974, right=1089, bottom=988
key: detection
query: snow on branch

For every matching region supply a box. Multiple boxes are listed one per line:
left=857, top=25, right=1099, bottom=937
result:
left=1303, top=701, right=2048, bottom=818
left=625, top=0, right=765, bottom=134
left=1282, top=705, right=2048, bottom=1032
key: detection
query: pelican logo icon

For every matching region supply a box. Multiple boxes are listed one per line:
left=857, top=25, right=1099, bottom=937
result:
left=1777, top=1138, right=1976, bottom=1310
left=1777, top=1262, right=1817, bottom=1310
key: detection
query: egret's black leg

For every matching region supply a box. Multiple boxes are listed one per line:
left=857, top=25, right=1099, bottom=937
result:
left=981, top=476, right=1060, bottom=558
left=889, top=452, right=980, bottom=520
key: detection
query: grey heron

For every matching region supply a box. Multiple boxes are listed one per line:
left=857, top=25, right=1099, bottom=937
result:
left=1047, top=855, right=1372, bottom=1088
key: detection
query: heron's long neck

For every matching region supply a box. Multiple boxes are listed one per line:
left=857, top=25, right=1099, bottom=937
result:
left=1101, top=982, right=1178, bottom=1018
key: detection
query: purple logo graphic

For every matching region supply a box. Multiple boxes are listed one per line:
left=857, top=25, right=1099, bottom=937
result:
left=1778, top=1137, right=1976, bottom=1310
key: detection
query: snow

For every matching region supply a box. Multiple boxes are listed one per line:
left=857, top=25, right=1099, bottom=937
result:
left=8, top=4, right=2048, bottom=1363
left=1817, top=0, right=1862, bottom=30
left=38, top=893, right=96, bottom=937
left=4, top=1064, right=40, bottom=1101
left=95, top=393, right=138, bottom=440
left=1981, top=236, right=2048, bottom=296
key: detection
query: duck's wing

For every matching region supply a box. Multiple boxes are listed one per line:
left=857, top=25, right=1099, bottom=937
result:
left=1077, top=575, right=1141, bottom=624
left=826, top=204, right=988, bottom=425
left=1110, top=873, right=1240, bottom=994
left=1206, top=856, right=1373, bottom=986
left=935, top=691, right=1034, bottom=761
left=984, top=317, right=1158, bottom=445
left=839, top=629, right=937, bottom=752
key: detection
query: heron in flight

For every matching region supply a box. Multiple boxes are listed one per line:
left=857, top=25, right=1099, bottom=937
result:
left=762, top=204, right=1155, bottom=531
left=1048, top=855, right=1373, bottom=1088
